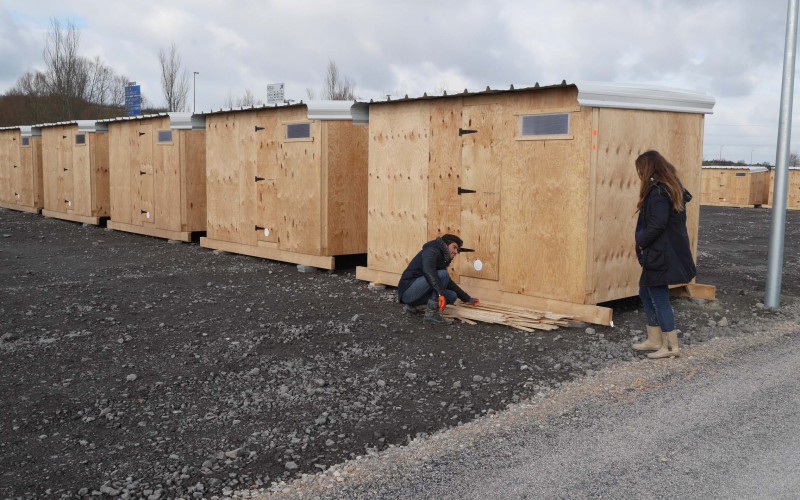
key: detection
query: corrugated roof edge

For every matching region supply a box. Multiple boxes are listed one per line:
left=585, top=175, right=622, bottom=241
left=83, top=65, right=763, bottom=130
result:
left=197, top=100, right=368, bottom=123
left=0, top=125, right=42, bottom=137
left=97, top=112, right=206, bottom=130
left=702, top=165, right=769, bottom=173
left=35, top=120, right=108, bottom=133
left=366, top=80, right=714, bottom=115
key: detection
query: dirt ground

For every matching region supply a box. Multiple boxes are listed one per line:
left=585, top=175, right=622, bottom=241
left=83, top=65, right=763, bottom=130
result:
left=1, top=205, right=798, bottom=499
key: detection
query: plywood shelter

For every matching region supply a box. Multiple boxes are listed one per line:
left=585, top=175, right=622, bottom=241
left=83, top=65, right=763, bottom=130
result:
left=40, top=120, right=110, bottom=225
left=355, top=82, right=716, bottom=325
left=102, top=113, right=206, bottom=242
left=0, top=125, right=43, bottom=214
left=764, top=167, right=800, bottom=209
left=200, top=101, right=369, bottom=269
left=701, top=166, right=769, bottom=207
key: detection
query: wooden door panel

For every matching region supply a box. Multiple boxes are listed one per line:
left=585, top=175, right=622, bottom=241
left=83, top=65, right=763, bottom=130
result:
left=460, top=104, right=501, bottom=280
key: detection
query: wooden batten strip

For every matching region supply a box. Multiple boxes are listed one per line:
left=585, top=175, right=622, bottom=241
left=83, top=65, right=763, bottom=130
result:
left=443, top=302, right=571, bottom=332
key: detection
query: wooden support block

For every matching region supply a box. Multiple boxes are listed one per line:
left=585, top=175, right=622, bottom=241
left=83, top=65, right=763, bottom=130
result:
left=107, top=220, right=194, bottom=242
left=42, top=210, right=104, bottom=226
left=670, top=283, right=716, bottom=301
left=356, top=266, right=400, bottom=287
left=0, top=202, right=41, bottom=215
left=200, top=237, right=335, bottom=270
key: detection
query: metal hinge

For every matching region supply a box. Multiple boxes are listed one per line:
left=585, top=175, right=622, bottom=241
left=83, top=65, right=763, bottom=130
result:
left=458, top=187, right=476, bottom=195
left=255, top=126, right=265, bottom=132
left=458, top=128, right=478, bottom=136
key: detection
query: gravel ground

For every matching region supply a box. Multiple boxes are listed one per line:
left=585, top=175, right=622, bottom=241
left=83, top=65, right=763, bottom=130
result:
left=1, top=205, right=798, bottom=499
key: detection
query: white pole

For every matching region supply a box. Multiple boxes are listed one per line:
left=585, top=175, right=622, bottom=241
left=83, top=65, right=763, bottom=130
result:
left=765, top=0, right=799, bottom=309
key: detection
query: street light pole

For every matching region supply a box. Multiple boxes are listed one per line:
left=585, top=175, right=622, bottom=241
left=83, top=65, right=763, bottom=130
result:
left=193, top=71, right=199, bottom=113
left=719, top=145, right=724, bottom=161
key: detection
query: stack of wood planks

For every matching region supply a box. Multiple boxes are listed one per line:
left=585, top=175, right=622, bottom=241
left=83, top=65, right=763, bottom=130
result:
left=443, top=301, right=573, bottom=332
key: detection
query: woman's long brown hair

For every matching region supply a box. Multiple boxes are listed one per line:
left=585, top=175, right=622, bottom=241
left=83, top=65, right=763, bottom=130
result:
left=635, top=150, right=685, bottom=213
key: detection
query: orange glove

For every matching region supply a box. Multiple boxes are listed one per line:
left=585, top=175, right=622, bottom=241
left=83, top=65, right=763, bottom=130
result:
left=438, top=294, right=446, bottom=312
left=465, top=298, right=479, bottom=306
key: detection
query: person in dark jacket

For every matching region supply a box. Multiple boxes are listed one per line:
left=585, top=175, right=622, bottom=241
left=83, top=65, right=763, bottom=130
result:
left=632, top=150, right=696, bottom=359
left=398, top=234, right=478, bottom=324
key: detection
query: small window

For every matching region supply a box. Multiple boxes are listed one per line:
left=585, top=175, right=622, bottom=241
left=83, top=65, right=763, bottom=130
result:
left=21, top=137, right=30, bottom=147
left=75, top=134, right=86, bottom=145
left=519, top=113, right=570, bottom=138
left=735, top=172, right=747, bottom=177
left=286, top=123, right=311, bottom=140
left=158, top=130, right=173, bottom=143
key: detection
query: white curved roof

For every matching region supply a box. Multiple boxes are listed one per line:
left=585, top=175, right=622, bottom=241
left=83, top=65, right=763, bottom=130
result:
left=702, top=165, right=769, bottom=173
left=36, top=120, right=108, bottom=133
left=98, top=112, right=205, bottom=130
left=575, top=81, right=715, bottom=114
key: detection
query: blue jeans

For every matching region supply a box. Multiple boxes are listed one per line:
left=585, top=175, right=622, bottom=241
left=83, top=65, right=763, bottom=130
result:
left=401, top=270, right=458, bottom=307
left=639, top=285, right=676, bottom=332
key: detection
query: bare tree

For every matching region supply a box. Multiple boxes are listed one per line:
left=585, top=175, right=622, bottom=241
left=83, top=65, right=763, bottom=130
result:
left=42, top=18, right=85, bottom=118
left=322, top=60, right=355, bottom=100
left=159, top=42, right=189, bottom=111
left=237, top=89, right=263, bottom=107
left=790, top=152, right=800, bottom=167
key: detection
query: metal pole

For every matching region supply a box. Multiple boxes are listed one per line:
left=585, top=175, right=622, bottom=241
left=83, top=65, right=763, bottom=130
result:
left=765, top=0, right=799, bottom=309
left=193, top=72, right=199, bottom=113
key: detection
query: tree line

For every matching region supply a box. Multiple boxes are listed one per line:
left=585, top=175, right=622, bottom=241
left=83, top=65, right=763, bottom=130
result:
left=0, top=18, right=357, bottom=127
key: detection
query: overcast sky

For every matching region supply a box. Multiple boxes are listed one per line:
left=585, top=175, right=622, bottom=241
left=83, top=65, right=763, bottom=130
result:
left=0, top=0, right=797, bottom=164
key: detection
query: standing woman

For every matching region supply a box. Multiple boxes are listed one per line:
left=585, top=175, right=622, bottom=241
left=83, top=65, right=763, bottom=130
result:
left=632, top=150, right=697, bottom=359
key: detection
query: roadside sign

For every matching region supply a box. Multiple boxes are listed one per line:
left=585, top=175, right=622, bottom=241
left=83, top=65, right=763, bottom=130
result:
left=267, top=83, right=284, bottom=105
left=125, top=83, right=141, bottom=116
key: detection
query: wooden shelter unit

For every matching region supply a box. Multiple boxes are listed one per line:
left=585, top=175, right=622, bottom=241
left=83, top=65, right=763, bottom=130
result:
left=701, top=166, right=769, bottom=207
left=200, top=101, right=369, bottom=269
left=40, top=120, right=110, bottom=225
left=103, top=113, right=207, bottom=241
left=764, top=167, right=800, bottom=209
left=355, top=82, right=716, bottom=325
left=0, top=126, right=43, bottom=214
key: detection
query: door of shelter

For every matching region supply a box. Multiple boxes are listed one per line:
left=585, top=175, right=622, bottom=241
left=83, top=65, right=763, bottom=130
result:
left=459, top=103, right=501, bottom=281
left=59, top=131, right=75, bottom=213
left=135, top=124, right=155, bottom=225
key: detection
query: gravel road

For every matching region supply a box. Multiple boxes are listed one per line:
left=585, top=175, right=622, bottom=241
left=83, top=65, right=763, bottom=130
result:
left=1, top=204, right=798, bottom=499
left=261, top=301, right=800, bottom=499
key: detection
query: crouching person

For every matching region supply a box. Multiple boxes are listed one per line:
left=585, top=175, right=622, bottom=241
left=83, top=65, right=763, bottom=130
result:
left=397, top=234, right=478, bottom=324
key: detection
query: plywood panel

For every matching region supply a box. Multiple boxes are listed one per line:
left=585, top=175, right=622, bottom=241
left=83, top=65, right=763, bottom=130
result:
left=237, top=112, right=259, bottom=246
left=205, top=113, right=241, bottom=242
left=590, top=109, right=704, bottom=304
left=324, top=120, right=369, bottom=255
left=255, top=110, right=279, bottom=243
left=108, top=122, right=133, bottom=224
left=72, top=132, right=92, bottom=215
left=498, top=89, right=590, bottom=304
left=367, top=102, right=430, bottom=273
left=460, top=103, right=502, bottom=281
left=154, top=118, right=181, bottom=231
left=41, top=128, right=60, bottom=212
left=15, top=137, right=33, bottom=206
left=0, top=131, right=14, bottom=203
left=90, top=132, right=110, bottom=216
left=182, top=130, right=207, bottom=232
left=277, top=121, right=322, bottom=254
left=701, top=169, right=768, bottom=206
left=134, top=122, right=155, bottom=224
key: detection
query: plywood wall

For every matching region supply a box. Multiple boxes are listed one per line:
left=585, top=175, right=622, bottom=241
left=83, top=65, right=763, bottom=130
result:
left=206, top=106, right=368, bottom=259
left=494, top=90, right=590, bottom=304
left=109, top=116, right=206, bottom=234
left=765, top=169, right=800, bottom=209
left=590, top=109, right=704, bottom=304
left=324, top=120, right=369, bottom=256
left=367, top=102, right=431, bottom=273
left=42, top=125, right=74, bottom=214
left=701, top=169, right=768, bottom=206
left=0, top=130, right=42, bottom=210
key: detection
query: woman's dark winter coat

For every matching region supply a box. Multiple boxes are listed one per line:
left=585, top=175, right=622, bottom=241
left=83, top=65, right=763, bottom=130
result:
left=397, top=238, right=471, bottom=303
left=635, top=182, right=697, bottom=287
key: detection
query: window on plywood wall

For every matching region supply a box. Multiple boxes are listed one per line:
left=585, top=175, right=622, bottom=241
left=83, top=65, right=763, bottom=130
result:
left=75, top=134, right=86, bottom=145
left=518, top=113, right=570, bottom=139
left=21, top=137, right=30, bottom=147
left=286, top=122, right=311, bottom=140
left=158, top=130, right=173, bottom=143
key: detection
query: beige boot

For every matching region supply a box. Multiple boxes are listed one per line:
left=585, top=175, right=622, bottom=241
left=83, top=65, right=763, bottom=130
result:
left=632, top=326, right=662, bottom=351
left=647, top=331, right=681, bottom=359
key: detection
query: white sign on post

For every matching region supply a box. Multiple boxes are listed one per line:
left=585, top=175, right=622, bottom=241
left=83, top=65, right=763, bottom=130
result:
left=267, top=83, right=285, bottom=105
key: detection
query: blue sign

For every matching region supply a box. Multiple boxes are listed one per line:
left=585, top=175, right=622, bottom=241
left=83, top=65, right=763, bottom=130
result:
left=125, top=84, right=141, bottom=116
